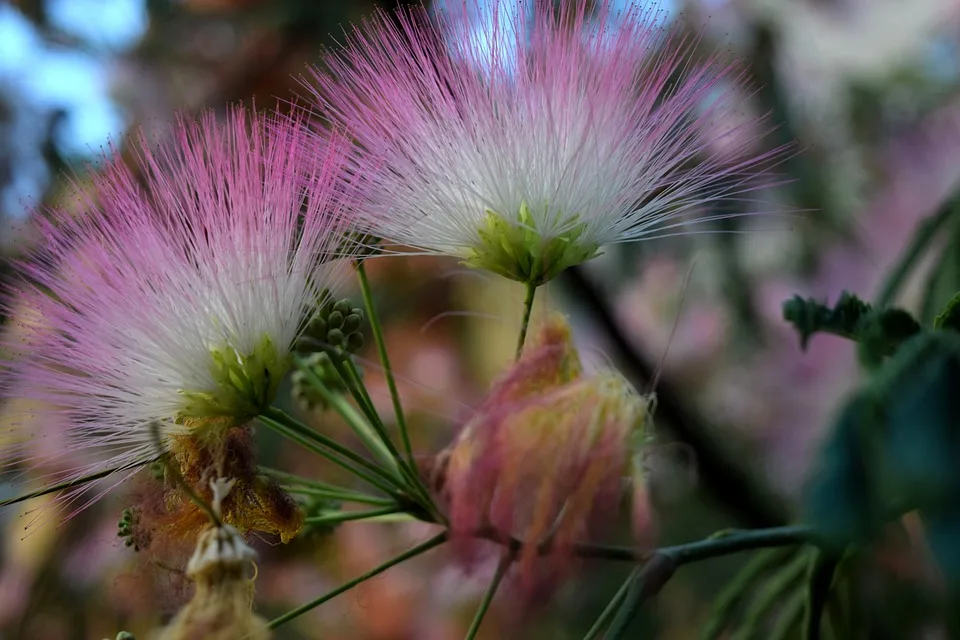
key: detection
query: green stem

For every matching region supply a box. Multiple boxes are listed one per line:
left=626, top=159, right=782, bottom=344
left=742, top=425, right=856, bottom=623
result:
left=666, top=525, right=815, bottom=565
left=293, top=355, right=399, bottom=474
left=605, top=555, right=676, bottom=638
left=476, top=524, right=814, bottom=564
left=701, top=546, right=798, bottom=640
left=356, top=261, right=414, bottom=465
left=731, top=552, right=809, bottom=640
left=259, top=467, right=367, bottom=493
left=284, top=486, right=398, bottom=507
left=465, top=551, right=513, bottom=640
left=259, top=409, right=404, bottom=496
left=0, top=456, right=160, bottom=508
left=304, top=505, right=403, bottom=525
left=267, top=532, right=447, bottom=629
left=876, top=197, right=958, bottom=307
left=324, top=353, right=429, bottom=501
left=354, top=264, right=441, bottom=523
left=582, top=567, right=641, bottom=640
left=515, top=280, right=538, bottom=360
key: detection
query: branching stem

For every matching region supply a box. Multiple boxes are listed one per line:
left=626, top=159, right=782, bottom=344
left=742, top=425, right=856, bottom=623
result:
left=356, top=261, right=414, bottom=464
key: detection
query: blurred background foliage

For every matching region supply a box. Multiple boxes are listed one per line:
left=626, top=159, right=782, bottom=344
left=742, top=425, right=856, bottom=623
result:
left=2, top=0, right=960, bottom=638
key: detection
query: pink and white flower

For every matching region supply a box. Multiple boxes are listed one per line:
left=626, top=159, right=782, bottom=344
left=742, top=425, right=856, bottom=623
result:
left=306, top=0, right=787, bottom=285
left=0, top=109, right=352, bottom=510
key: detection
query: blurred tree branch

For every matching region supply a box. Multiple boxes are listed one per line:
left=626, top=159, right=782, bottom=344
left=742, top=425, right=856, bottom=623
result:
left=563, top=265, right=789, bottom=528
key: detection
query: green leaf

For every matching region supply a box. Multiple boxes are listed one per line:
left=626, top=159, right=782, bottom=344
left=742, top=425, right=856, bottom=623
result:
left=782, top=291, right=870, bottom=350
left=922, top=504, right=960, bottom=591
left=806, top=331, right=960, bottom=551
left=877, top=332, right=960, bottom=510
left=782, top=291, right=920, bottom=364
left=805, top=395, right=882, bottom=549
left=855, top=308, right=921, bottom=369
left=934, top=293, right=960, bottom=333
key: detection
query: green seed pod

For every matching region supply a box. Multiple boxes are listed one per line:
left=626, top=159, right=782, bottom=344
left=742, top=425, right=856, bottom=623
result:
left=327, top=310, right=344, bottom=329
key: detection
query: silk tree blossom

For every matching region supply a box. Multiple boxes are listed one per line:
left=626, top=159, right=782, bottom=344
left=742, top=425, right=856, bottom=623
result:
left=306, top=0, right=787, bottom=285
left=0, top=109, right=353, bottom=525
left=438, top=314, right=655, bottom=590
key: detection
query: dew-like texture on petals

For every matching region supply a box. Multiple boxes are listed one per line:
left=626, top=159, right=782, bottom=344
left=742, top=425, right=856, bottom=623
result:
left=0, top=109, right=352, bottom=516
left=306, top=0, right=787, bottom=283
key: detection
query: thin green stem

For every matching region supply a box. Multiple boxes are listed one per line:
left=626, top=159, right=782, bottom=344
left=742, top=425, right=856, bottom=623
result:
left=267, top=532, right=447, bottom=629
left=877, top=196, right=958, bottom=307
left=475, top=524, right=815, bottom=564
left=284, top=486, right=398, bottom=507
left=304, top=505, right=403, bottom=525
left=465, top=551, right=513, bottom=640
left=354, top=263, right=441, bottom=523
left=356, top=261, right=414, bottom=464
left=259, top=410, right=403, bottom=496
left=666, top=525, right=815, bottom=565
left=515, top=280, right=538, bottom=360
left=582, top=567, right=641, bottom=640
left=605, top=555, right=676, bottom=638
left=259, top=467, right=370, bottom=493
left=293, top=355, right=399, bottom=473
left=0, top=456, right=159, bottom=508
left=322, top=353, right=426, bottom=497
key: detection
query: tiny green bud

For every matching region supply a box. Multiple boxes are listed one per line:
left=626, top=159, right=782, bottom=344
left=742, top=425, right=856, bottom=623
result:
left=343, top=313, right=362, bottom=333
left=327, top=310, right=344, bottom=329
left=346, top=332, right=364, bottom=352
left=310, top=317, right=328, bottom=337
left=333, top=299, right=352, bottom=316
left=327, top=329, right=345, bottom=348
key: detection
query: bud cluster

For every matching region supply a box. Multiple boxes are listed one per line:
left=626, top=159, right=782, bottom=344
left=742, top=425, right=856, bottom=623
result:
left=299, top=291, right=365, bottom=354
left=293, top=293, right=367, bottom=410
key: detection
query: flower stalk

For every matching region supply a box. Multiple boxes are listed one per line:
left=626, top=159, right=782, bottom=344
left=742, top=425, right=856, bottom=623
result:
left=465, top=551, right=514, bottom=640
left=356, top=260, right=415, bottom=465
left=515, top=280, right=538, bottom=360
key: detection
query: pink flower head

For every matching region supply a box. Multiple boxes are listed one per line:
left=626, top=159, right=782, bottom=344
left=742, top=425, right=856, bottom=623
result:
left=306, top=0, right=786, bottom=285
left=0, top=108, right=353, bottom=515
left=440, top=314, right=654, bottom=589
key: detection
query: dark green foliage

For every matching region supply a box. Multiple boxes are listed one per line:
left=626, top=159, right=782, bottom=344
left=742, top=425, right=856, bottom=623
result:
left=782, top=291, right=871, bottom=349
left=934, top=293, right=960, bottom=333
left=805, top=395, right=881, bottom=549
left=782, top=291, right=920, bottom=365
left=805, top=331, right=960, bottom=585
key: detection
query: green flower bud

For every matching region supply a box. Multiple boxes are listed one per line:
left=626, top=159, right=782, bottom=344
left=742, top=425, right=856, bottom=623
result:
left=327, top=310, right=344, bottom=329
left=343, top=313, right=362, bottom=333
left=346, top=332, right=364, bottom=352
left=327, top=329, right=345, bottom=348
left=310, top=318, right=328, bottom=338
